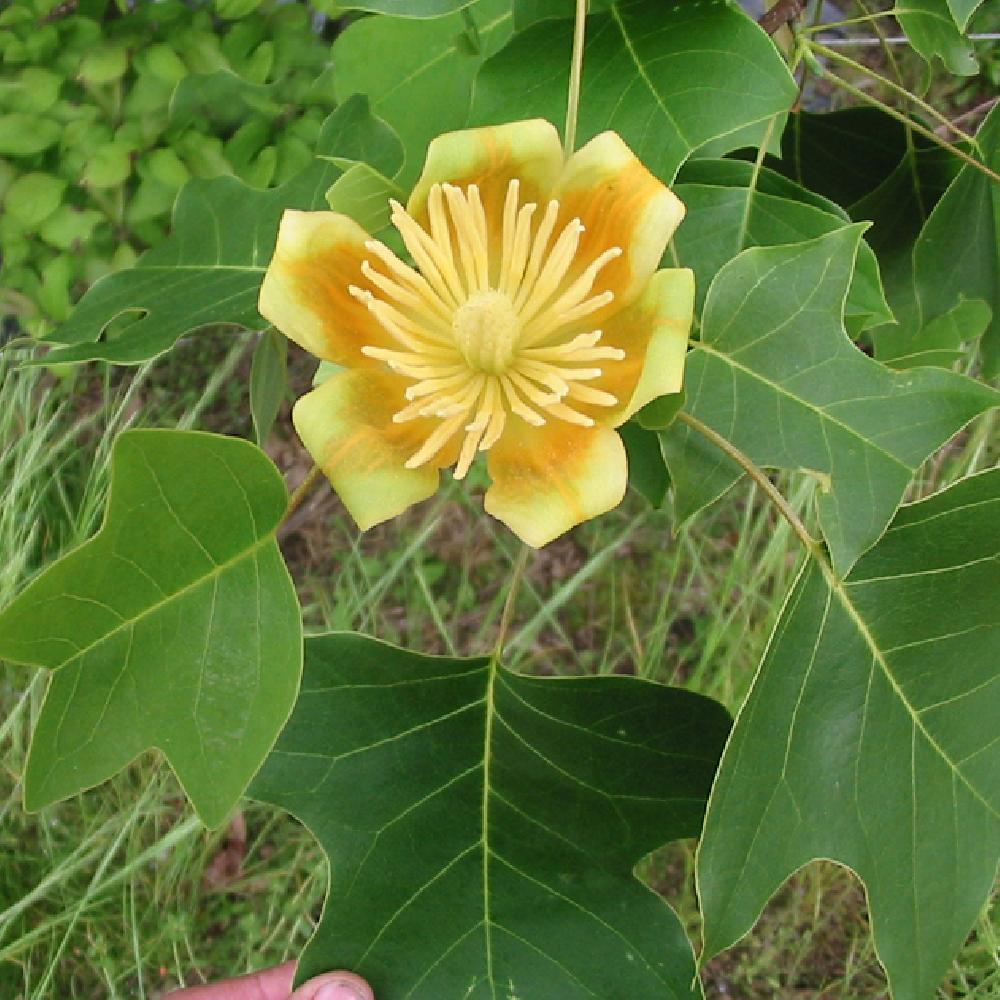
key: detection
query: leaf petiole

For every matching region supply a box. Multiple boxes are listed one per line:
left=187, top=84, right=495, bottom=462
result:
left=494, top=543, right=531, bottom=658
left=676, top=410, right=821, bottom=559
left=563, top=0, right=588, bottom=155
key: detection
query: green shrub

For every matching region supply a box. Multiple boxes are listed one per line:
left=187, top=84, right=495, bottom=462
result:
left=0, top=0, right=335, bottom=336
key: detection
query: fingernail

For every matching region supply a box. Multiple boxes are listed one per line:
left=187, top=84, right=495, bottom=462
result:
left=313, top=980, right=369, bottom=1000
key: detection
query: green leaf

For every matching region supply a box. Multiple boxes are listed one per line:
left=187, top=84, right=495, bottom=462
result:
left=223, top=116, right=272, bottom=171
left=0, top=159, right=14, bottom=203
left=0, top=431, right=302, bottom=828
left=774, top=108, right=919, bottom=211
left=698, top=467, right=1000, bottom=1000
left=621, top=421, right=669, bottom=508
left=250, top=328, right=288, bottom=446
left=250, top=633, right=730, bottom=997
left=325, top=162, right=404, bottom=233
left=865, top=106, right=999, bottom=375
left=0, top=113, right=60, bottom=157
left=145, top=147, right=193, bottom=192
left=78, top=44, right=129, bottom=85
left=81, top=141, right=132, bottom=189
left=9, top=66, right=63, bottom=114
left=894, top=0, right=979, bottom=74
left=125, top=177, right=177, bottom=227
left=38, top=205, right=104, bottom=250
left=244, top=37, right=274, bottom=86
left=34, top=99, right=404, bottom=365
left=136, top=42, right=190, bottom=85
left=877, top=297, right=992, bottom=370
left=907, top=104, right=1000, bottom=376
left=332, top=0, right=514, bottom=187
left=513, top=0, right=614, bottom=31
left=169, top=70, right=280, bottom=131
left=781, top=109, right=958, bottom=305
left=239, top=145, right=278, bottom=189
left=38, top=255, right=75, bottom=323
left=36, top=173, right=302, bottom=363
left=636, top=388, right=686, bottom=433
left=35, top=103, right=397, bottom=365
left=471, top=0, right=796, bottom=183
left=316, top=93, right=405, bottom=181
left=673, top=158, right=892, bottom=335
left=946, top=0, right=986, bottom=29
left=3, top=172, right=67, bottom=229
left=661, top=227, right=999, bottom=574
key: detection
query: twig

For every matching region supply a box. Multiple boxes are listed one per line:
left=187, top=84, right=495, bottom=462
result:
left=810, top=40, right=976, bottom=144
left=807, top=51, right=1000, bottom=184
left=281, top=464, right=325, bottom=527
left=758, top=0, right=804, bottom=36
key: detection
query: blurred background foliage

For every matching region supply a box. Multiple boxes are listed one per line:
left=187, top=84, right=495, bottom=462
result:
left=0, top=0, right=341, bottom=337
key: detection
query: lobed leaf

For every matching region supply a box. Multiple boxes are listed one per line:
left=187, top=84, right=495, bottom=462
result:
left=661, top=226, right=999, bottom=574
left=250, top=633, right=731, bottom=998
left=332, top=0, right=514, bottom=188
left=698, top=467, right=1000, bottom=1000
left=471, top=0, right=797, bottom=183
left=894, top=0, right=981, bottom=74
left=34, top=97, right=401, bottom=366
left=0, top=431, right=302, bottom=828
left=672, top=158, right=892, bottom=335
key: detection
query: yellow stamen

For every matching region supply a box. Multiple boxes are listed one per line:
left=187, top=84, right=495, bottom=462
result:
left=566, top=383, right=618, bottom=406
left=500, top=201, right=537, bottom=298
left=357, top=178, right=628, bottom=473
left=499, top=374, right=546, bottom=426
left=515, top=217, right=584, bottom=319
left=512, top=200, right=560, bottom=308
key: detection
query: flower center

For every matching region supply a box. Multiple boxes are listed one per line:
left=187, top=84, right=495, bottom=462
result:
left=350, top=179, right=625, bottom=480
left=453, top=290, right=519, bottom=374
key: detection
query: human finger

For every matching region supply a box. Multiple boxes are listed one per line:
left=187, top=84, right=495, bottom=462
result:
left=164, top=960, right=297, bottom=999
left=289, top=970, right=375, bottom=1000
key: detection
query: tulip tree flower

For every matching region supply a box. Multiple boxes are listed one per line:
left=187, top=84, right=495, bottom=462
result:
left=259, top=119, right=693, bottom=547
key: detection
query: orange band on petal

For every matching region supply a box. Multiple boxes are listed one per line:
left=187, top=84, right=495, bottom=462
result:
left=592, top=267, right=694, bottom=427
left=484, top=419, right=627, bottom=548
left=259, top=211, right=393, bottom=367
left=294, top=369, right=455, bottom=530
left=552, top=133, right=686, bottom=326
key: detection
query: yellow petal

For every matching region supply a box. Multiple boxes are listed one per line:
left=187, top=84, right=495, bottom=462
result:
left=293, top=368, right=445, bottom=531
left=259, top=210, right=393, bottom=366
left=551, top=132, right=685, bottom=324
left=484, top=420, right=627, bottom=547
left=407, top=119, right=564, bottom=239
left=595, top=267, right=694, bottom=427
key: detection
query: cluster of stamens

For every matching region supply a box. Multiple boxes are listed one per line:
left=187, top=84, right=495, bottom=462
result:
left=349, top=179, right=625, bottom=479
